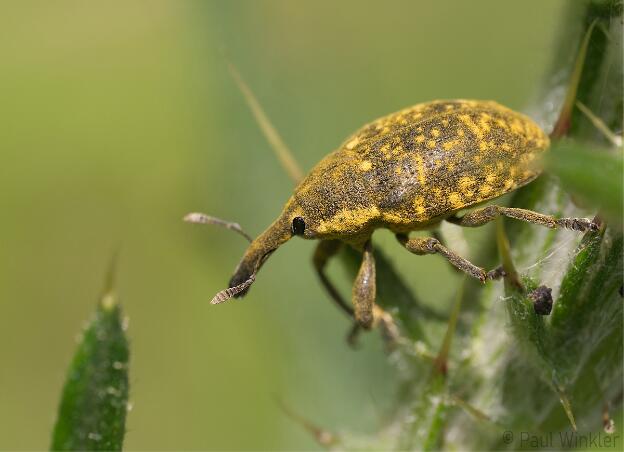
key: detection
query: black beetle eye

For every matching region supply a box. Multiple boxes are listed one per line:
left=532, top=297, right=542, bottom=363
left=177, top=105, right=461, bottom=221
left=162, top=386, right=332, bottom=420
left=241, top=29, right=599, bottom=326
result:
left=291, top=217, right=306, bottom=235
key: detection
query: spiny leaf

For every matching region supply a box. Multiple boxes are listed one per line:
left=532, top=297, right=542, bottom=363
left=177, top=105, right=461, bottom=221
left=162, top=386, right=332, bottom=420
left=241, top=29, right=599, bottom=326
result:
left=50, top=266, right=129, bottom=451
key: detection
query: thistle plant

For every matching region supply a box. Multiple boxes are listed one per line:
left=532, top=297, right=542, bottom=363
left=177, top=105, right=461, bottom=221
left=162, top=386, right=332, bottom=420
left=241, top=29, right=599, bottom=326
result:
left=47, top=1, right=621, bottom=450
left=226, top=0, right=622, bottom=449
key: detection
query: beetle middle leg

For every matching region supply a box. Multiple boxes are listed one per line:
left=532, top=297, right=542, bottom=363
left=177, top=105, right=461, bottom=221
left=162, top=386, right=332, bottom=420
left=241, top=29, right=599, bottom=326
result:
left=396, top=233, right=501, bottom=282
left=447, top=205, right=598, bottom=232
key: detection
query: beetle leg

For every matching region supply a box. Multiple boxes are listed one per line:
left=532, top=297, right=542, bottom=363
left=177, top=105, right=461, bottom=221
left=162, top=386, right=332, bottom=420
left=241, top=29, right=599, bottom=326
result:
left=313, top=240, right=353, bottom=317
left=314, top=240, right=399, bottom=346
left=396, top=234, right=489, bottom=282
left=352, top=240, right=376, bottom=329
left=351, top=240, right=400, bottom=345
left=447, top=206, right=598, bottom=232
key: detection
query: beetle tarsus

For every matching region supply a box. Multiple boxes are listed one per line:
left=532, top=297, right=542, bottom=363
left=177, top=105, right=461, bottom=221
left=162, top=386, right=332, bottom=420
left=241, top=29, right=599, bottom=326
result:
left=211, top=273, right=256, bottom=304
left=486, top=266, right=506, bottom=280
left=556, top=217, right=599, bottom=232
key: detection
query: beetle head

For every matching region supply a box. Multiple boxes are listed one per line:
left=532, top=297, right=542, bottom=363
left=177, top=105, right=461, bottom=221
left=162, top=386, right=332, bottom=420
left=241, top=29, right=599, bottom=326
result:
left=219, top=197, right=312, bottom=302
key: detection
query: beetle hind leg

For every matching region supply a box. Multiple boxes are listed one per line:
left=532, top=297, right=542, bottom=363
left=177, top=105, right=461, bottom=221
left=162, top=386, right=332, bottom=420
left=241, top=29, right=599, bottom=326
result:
left=447, top=205, right=598, bottom=232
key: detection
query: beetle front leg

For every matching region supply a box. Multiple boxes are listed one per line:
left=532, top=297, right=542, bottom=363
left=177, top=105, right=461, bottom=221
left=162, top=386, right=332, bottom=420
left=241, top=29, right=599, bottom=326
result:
left=396, top=234, right=500, bottom=283
left=313, top=240, right=353, bottom=318
left=447, top=205, right=598, bottom=232
left=352, top=240, right=376, bottom=328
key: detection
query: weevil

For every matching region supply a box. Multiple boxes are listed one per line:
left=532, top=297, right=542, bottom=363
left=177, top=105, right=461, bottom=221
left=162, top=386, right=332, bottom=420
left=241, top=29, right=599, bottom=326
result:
left=189, top=99, right=597, bottom=338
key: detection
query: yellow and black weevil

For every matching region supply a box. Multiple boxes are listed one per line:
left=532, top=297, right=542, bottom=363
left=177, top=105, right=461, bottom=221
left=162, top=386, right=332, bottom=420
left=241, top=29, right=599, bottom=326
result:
left=187, top=100, right=597, bottom=337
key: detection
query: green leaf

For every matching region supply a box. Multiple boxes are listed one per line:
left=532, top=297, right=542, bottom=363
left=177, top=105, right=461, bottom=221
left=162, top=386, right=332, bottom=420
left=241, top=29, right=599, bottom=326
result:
left=546, top=141, right=623, bottom=225
left=50, top=272, right=129, bottom=451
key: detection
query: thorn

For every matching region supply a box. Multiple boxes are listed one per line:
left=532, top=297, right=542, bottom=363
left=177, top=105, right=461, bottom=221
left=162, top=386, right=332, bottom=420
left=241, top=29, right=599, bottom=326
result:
left=553, top=383, right=577, bottom=432
left=184, top=212, right=253, bottom=243
left=551, top=19, right=598, bottom=139
left=225, top=60, right=304, bottom=184
left=100, top=250, right=120, bottom=311
left=274, top=396, right=338, bottom=448
left=432, top=279, right=465, bottom=377
left=447, top=394, right=494, bottom=424
left=575, top=101, right=622, bottom=147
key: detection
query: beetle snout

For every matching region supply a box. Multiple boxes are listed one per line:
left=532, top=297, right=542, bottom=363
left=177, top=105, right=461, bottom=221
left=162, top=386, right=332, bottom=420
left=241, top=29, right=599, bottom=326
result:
left=228, top=270, right=252, bottom=298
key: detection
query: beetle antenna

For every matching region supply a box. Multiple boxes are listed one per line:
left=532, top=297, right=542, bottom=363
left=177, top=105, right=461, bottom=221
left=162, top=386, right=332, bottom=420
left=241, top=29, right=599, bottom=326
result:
left=183, top=212, right=252, bottom=243
left=210, top=249, right=275, bottom=304
left=211, top=272, right=256, bottom=304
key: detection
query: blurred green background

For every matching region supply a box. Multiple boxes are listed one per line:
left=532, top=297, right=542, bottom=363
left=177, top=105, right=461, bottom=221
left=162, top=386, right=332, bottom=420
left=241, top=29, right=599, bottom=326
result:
left=0, top=1, right=566, bottom=449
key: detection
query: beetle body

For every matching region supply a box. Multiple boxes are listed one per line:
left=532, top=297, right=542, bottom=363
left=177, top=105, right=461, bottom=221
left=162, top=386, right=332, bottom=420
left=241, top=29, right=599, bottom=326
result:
left=293, top=99, right=549, bottom=243
left=227, top=99, right=549, bottom=292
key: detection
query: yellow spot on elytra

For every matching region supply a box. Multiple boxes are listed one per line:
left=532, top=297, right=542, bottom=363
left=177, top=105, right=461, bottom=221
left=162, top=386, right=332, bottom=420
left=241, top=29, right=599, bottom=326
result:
left=395, top=167, right=402, bottom=175
left=459, top=114, right=484, bottom=139
left=480, top=184, right=492, bottom=196
left=318, top=206, right=380, bottom=234
left=457, top=129, right=465, bottom=137
left=415, top=134, right=425, bottom=143
left=433, top=187, right=443, bottom=199
left=485, top=173, right=496, bottom=184
left=415, top=154, right=426, bottom=186
left=495, top=118, right=509, bottom=129
left=427, top=140, right=436, bottom=148
left=416, top=126, right=423, bottom=133
left=479, top=113, right=492, bottom=133
left=441, top=119, right=449, bottom=127
left=431, top=128, right=441, bottom=138
left=459, top=176, right=475, bottom=192
left=448, top=192, right=463, bottom=208
left=503, top=179, right=514, bottom=190
left=359, top=160, right=372, bottom=171
left=501, top=143, right=511, bottom=151
left=413, top=196, right=426, bottom=216
left=510, top=120, right=523, bottom=134
left=382, top=212, right=411, bottom=224
left=479, top=141, right=487, bottom=151
left=459, top=176, right=475, bottom=199
left=345, top=136, right=360, bottom=149
left=442, top=139, right=458, bottom=151
left=473, top=154, right=482, bottom=164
